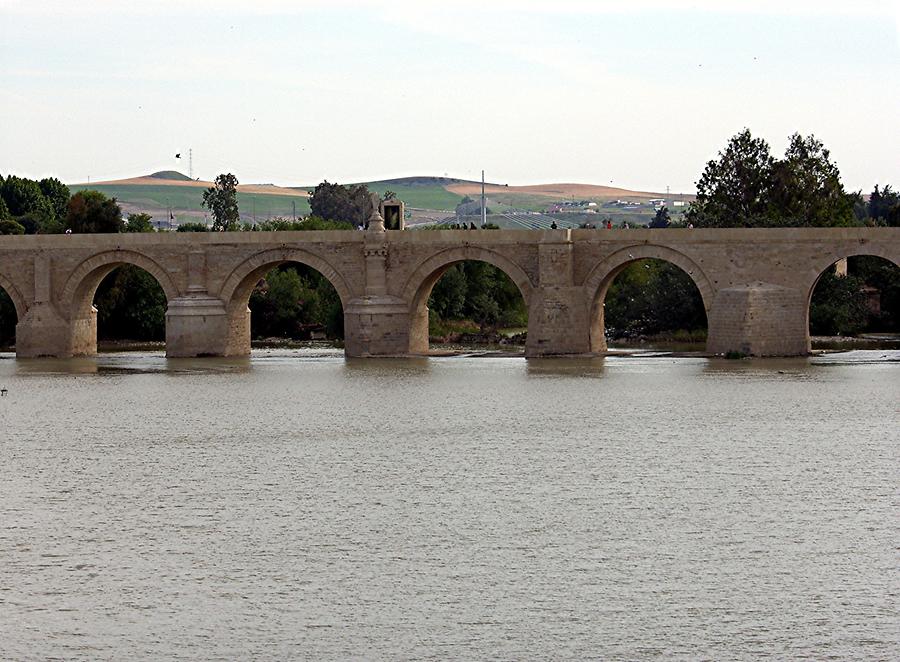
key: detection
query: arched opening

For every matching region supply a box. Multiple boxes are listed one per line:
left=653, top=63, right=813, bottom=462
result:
left=72, top=264, right=169, bottom=353
left=60, top=251, right=178, bottom=356
left=221, top=256, right=348, bottom=355
left=0, top=286, right=17, bottom=352
left=94, top=265, right=168, bottom=348
left=590, top=258, right=709, bottom=352
left=408, top=260, right=530, bottom=354
left=808, top=255, right=900, bottom=347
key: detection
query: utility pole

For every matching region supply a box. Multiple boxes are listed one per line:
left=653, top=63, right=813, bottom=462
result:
left=189, top=148, right=193, bottom=180
left=481, top=169, right=486, bottom=228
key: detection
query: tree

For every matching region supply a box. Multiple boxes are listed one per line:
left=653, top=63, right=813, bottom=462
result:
left=65, top=190, right=123, bottom=233
left=687, top=129, right=855, bottom=228
left=125, top=212, right=155, bottom=233
left=0, top=175, right=52, bottom=218
left=308, top=181, right=374, bottom=226
left=0, top=219, right=26, bottom=235
left=649, top=206, right=670, bottom=228
left=687, top=129, right=775, bottom=228
left=176, top=222, right=210, bottom=232
left=248, top=264, right=344, bottom=340
left=288, top=215, right=353, bottom=231
left=604, top=259, right=707, bottom=338
left=0, top=195, right=10, bottom=221
left=202, top=173, right=240, bottom=231
left=383, top=190, right=397, bottom=201
left=808, top=271, right=869, bottom=336
left=429, top=265, right=467, bottom=320
left=427, top=261, right=528, bottom=332
left=868, top=184, right=900, bottom=226
left=38, top=177, right=71, bottom=222
left=769, top=133, right=853, bottom=227
left=847, top=190, right=868, bottom=222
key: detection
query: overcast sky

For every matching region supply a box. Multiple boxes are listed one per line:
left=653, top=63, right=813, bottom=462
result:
left=1, top=0, right=898, bottom=192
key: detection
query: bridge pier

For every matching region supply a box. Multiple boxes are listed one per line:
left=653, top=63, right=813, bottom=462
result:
left=15, top=303, right=73, bottom=358
left=707, top=284, right=809, bottom=356
left=526, top=286, right=591, bottom=356
left=525, top=237, right=591, bottom=357
left=344, top=296, right=411, bottom=356
left=166, top=295, right=231, bottom=357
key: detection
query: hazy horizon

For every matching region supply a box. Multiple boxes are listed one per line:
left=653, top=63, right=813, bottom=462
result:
left=2, top=0, right=898, bottom=193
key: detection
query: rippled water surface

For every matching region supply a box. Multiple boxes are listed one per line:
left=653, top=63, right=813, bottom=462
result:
left=1, top=349, right=898, bottom=660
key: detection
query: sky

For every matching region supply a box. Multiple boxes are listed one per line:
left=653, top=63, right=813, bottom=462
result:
left=1, top=0, right=898, bottom=192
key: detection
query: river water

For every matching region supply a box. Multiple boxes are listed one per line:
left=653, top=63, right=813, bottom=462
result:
left=1, top=348, right=898, bottom=660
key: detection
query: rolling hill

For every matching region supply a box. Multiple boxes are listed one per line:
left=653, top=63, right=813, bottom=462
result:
left=69, top=172, right=689, bottom=227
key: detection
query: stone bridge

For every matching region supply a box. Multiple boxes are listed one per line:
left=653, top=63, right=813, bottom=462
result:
left=1, top=227, right=897, bottom=358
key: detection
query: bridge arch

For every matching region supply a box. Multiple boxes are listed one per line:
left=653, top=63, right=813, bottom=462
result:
left=803, top=245, right=900, bottom=307
left=402, top=245, right=535, bottom=353
left=219, top=248, right=353, bottom=309
left=61, top=250, right=179, bottom=318
left=0, top=270, right=28, bottom=321
left=804, top=247, right=900, bottom=340
left=583, top=244, right=714, bottom=352
left=218, top=248, right=354, bottom=355
left=58, top=250, right=177, bottom=355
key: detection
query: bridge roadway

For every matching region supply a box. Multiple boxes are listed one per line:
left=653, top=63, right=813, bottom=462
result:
left=1, top=227, right=897, bottom=358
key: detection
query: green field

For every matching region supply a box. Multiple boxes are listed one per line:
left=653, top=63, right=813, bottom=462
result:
left=69, top=175, right=677, bottom=221
left=362, top=181, right=463, bottom=211
left=69, top=184, right=311, bottom=220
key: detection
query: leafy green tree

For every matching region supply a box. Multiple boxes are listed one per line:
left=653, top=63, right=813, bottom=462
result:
left=809, top=270, right=869, bottom=336
left=308, top=181, right=373, bottom=226
left=125, top=212, right=155, bottom=233
left=0, top=175, right=52, bottom=218
left=383, top=190, right=397, bottom=201
left=248, top=264, right=344, bottom=340
left=0, top=195, right=10, bottom=221
left=837, top=256, right=900, bottom=332
left=38, top=177, right=71, bottom=222
left=847, top=190, right=869, bottom=222
left=868, top=184, right=900, bottom=226
left=0, top=219, right=26, bottom=235
left=687, top=129, right=855, bottom=227
left=202, top=173, right=240, bottom=231
left=429, top=265, right=467, bottom=319
left=687, top=129, right=775, bottom=227
left=769, top=133, right=853, bottom=227
left=65, top=190, right=123, bottom=233
left=176, top=222, right=209, bottom=232
left=649, top=206, right=670, bottom=228
left=300, top=215, right=354, bottom=231
left=427, top=261, right=528, bottom=332
left=604, top=259, right=707, bottom=338
left=470, top=293, right=500, bottom=330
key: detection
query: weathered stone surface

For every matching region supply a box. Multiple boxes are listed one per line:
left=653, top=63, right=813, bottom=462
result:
left=0, top=227, right=897, bottom=358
